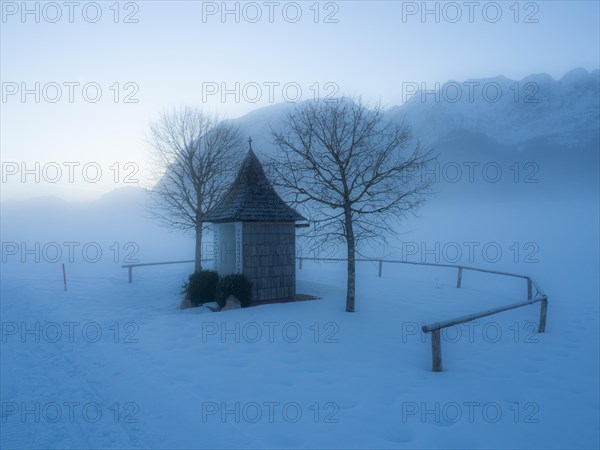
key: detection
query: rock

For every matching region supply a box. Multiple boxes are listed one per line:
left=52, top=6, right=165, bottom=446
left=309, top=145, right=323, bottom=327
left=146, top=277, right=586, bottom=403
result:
left=221, top=295, right=241, bottom=311
left=203, top=301, right=220, bottom=312
left=178, top=291, right=193, bottom=309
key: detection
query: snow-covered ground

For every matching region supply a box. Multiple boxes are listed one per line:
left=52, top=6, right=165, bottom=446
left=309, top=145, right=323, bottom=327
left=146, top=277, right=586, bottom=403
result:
left=1, top=190, right=598, bottom=449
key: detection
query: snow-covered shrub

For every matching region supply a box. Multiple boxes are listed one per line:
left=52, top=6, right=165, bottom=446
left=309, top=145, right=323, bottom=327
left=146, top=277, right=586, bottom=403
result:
left=182, top=270, right=219, bottom=307
left=216, top=274, right=252, bottom=308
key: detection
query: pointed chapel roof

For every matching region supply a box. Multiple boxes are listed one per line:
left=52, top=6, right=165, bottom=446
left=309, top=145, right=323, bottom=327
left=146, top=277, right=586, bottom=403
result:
left=203, top=144, right=306, bottom=223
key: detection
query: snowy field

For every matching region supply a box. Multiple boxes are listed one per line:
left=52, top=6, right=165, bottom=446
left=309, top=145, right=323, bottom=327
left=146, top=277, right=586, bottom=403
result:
left=1, top=192, right=598, bottom=449
left=2, top=1, right=598, bottom=448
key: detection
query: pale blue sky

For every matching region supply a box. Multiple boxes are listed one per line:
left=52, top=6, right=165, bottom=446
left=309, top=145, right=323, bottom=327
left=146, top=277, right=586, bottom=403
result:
left=1, top=1, right=599, bottom=200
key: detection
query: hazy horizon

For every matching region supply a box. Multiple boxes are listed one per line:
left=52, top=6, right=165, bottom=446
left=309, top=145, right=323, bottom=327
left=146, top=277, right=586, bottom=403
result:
left=2, top=1, right=599, bottom=201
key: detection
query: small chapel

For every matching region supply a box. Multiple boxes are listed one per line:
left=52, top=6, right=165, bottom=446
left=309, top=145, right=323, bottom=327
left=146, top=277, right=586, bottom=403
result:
left=202, top=139, right=306, bottom=302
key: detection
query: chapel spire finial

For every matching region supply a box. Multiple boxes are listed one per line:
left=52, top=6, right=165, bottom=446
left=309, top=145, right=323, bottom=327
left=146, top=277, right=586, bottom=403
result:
left=248, top=137, right=253, bottom=151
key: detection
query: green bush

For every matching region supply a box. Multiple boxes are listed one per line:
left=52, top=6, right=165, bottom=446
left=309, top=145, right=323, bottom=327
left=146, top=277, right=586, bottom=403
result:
left=216, top=274, right=252, bottom=308
left=183, top=270, right=219, bottom=306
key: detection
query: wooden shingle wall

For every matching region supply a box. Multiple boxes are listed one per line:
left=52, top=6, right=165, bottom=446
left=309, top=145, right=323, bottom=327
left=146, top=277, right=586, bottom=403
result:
left=242, top=222, right=296, bottom=301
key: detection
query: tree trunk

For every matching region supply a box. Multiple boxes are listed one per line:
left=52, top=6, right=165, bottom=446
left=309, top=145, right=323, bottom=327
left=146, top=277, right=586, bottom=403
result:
left=194, top=224, right=203, bottom=272
left=344, top=209, right=356, bottom=312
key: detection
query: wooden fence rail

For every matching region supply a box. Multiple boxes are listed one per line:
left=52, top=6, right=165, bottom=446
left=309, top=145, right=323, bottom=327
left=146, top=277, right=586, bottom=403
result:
left=122, top=260, right=195, bottom=283
left=297, top=257, right=548, bottom=372
left=422, top=295, right=548, bottom=371
left=123, top=256, right=547, bottom=371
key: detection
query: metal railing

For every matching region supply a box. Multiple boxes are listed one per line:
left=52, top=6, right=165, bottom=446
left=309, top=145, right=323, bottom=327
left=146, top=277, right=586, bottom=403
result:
left=123, top=256, right=547, bottom=372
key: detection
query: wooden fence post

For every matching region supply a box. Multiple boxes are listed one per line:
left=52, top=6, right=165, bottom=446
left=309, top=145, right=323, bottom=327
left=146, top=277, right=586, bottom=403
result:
left=431, top=330, right=443, bottom=372
left=538, top=298, right=548, bottom=333
left=62, top=263, right=67, bottom=292
left=128, top=266, right=132, bottom=284
left=456, top=267, right=463, bottom=288
left=378, top=260, right=383, bottom=277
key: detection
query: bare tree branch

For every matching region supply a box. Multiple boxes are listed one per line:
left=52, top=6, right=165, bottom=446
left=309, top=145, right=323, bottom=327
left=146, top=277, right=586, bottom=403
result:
left=146, top=107, right=243, bottom=271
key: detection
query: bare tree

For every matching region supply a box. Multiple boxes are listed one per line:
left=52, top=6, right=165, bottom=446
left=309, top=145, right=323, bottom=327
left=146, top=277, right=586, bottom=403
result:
left=271, top=98, right=434, bottom=312
left=147, top=107, right=243, bottom=272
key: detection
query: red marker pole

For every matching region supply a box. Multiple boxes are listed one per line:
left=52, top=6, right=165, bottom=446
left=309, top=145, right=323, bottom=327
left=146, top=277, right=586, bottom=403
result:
left=62, top=263, right=67, bottom=292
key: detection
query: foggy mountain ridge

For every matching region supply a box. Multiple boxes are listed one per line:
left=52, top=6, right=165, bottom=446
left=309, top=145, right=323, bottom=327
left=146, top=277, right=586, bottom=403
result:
left=232, top=68, right=599, bottom=157
left=228, top=68, right=599, bottom=203
left=388, top=68, right=600, bottom=148
left=1, top=68, right=598, bottom=211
